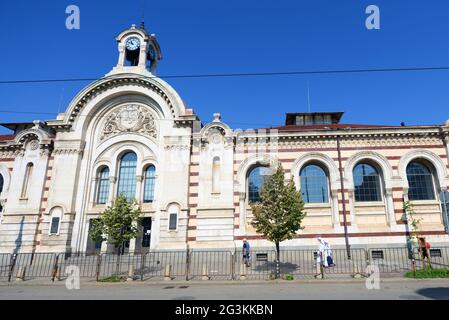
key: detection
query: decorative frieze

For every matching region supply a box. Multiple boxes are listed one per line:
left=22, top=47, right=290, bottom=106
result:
left=101, top=104, right=157, bottom=141
left=53, top=140, right=85, bottom=155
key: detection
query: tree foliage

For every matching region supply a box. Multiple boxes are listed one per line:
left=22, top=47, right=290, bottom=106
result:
left=89, top=194, right=143, bottom=250
left=250, top=164, right=306, bottom=259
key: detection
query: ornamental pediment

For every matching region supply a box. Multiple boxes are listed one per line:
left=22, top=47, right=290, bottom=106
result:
left=100, top=104, right=157, bottom=141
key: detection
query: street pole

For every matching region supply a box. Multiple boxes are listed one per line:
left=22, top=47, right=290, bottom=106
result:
left=336, top=133, right=351, bottom=259
left=441, top=190, right=449, bottom=233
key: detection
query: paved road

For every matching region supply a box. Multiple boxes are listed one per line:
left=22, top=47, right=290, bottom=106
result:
left=1, top=279, right=449, bottom=300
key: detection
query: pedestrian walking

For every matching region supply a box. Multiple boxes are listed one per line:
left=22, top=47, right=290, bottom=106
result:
left=242, top=238, right=251, bottom=267
left=317, top=237, right=335, bottom=268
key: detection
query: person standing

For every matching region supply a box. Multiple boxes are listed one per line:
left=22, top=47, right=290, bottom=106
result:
left=418, top=237, right=432, bottom=267
left=242, top=238, right=251, bottom=267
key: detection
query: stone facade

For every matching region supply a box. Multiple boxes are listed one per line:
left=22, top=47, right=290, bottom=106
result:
left=0, top=24, right=448, bottom=253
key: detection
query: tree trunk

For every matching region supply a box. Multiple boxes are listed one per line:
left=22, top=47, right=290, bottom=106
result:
left=275, top=241, right=280, bottom=262
left=275, top=241, right=280, bottom=279
left=116, top=243, right=122, bottom=276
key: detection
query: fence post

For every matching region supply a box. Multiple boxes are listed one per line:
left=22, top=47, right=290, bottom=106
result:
left=320, top=260, right=324, bottom=279
left=275, top=259, right=281, bottom=279
left=185, top=248, right=191, bottom=281
left=140, top=252, right=146, bottom=281
left=352, top=255, right=362, bottom=278
left=314, top=253, right=324, bottom=279
left=16, top=266, right=26, bottom=281
left=240, top=263, right=247, bottom=280
left=164, top=264, right=172, bottom=281
left=231, top=252, right=235, bottom=280
left=95, top=254, right=102, bottom=281
left=51, top=254, right=60, bottom=282
left=8, top=253, right=17, bottom=283
left=411, top=258, right=416, bottom=277
left=127, top=264, right=134, bottom=281
left=201, top=264, right=210, bottom=281
left=56, top=265, right=62, bottom=281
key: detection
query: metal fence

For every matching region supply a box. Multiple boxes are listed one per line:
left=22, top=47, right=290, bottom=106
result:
left=1, top=246, right=449, bottom=282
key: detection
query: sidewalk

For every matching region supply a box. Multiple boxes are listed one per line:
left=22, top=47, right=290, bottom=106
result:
left=2, top=275, right=446, bottom=287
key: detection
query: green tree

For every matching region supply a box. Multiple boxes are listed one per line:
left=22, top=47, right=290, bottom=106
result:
left=89, top=194, right=143, bottom=255
left=250, top=164, right=306, bottom=274
left=403, top=201, right=429, bottom=266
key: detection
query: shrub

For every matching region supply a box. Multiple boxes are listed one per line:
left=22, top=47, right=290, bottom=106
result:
left=405, top=267, right=449, bottom=279
left=97, top=274, right=125, bottom=282
left=282, top=274, right=295, bottom=281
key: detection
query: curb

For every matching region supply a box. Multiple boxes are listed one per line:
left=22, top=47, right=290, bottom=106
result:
left=2, top=276, right=449, bottom=287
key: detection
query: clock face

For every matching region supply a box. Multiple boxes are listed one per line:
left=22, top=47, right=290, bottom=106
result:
left=126, top=37, right=140, bottom=51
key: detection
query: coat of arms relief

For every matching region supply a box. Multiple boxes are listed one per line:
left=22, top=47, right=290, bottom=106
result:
left=101, top=105, right=157, bottom=140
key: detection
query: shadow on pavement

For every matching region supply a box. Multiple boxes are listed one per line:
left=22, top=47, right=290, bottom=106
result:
left=416, top=287, right=449, bottom=300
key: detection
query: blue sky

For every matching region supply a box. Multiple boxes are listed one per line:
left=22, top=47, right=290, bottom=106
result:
left=0, top=0, right=449, bottom=134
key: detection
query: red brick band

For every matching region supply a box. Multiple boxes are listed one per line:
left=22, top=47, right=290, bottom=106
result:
left=235, top=230, right=447, bottom=240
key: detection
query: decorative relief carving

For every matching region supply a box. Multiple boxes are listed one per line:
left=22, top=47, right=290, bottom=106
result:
left=28, top=140, right=39, bottom=151
left=101, top=105, right=157, bottom=141
left=53, top=140, right=85, bottom=155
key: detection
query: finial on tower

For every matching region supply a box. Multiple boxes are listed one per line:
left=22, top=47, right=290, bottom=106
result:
left=213, top=113, right=222, bottom=122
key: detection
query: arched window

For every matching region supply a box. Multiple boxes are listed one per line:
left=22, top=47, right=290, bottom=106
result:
left=406, top=161, right=435, bottom=201
left=248, top=166, right=272, bottom=203
left=21, top=163, right=33, bottom=199
left=168, top=205, right=179, bottom=231
left=117, top=152, right=137, bottom=201
left=143, top=165, right=156, bottom=203
left=212, top=157, right=220, bottom=193
left=49, top=207, right=62, bottom=235
left=300, top=164, right=329, bottom=203
left=97, top=167, right=110, bottom=204
left=353, top=163, right=382, bottom=202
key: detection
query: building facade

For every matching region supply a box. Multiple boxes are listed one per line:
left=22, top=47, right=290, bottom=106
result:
left=0, top=24, right=449, bottom=254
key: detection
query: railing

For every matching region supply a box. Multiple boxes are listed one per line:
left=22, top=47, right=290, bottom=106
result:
left=141, top=251, right=187, bottom=281
left=188, top=250, right=234, bottom=280
left=235, top=249, right=277, bottom=280
left=1, top=246, right=448, bottom=282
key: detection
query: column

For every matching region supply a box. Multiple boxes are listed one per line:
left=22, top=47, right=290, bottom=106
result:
left=385, top=188, right=397, bottom=227
left=90, top=177, right=98, bottom=205
left=331, top=189, right=339, bottom=227
left=348, top=189, right=356, bottom=226
left=135, top=175, right=143, bottom=203
left=439, top=186, right=449, bottom=230
left=108, top=176, right=117, bottom=205
left=239, top=192, right=246, bottom=234
left=138, top=42, right=147, bottom=68
left=118, top=44, right=125, bottom=66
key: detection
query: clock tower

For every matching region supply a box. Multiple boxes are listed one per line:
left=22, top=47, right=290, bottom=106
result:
left=107, top=23, right=162, bottom=77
